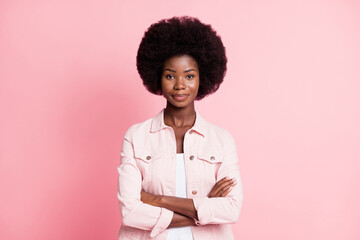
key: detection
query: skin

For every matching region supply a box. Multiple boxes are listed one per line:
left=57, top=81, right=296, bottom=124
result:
left=161, top=54, right=199, bottom=153
left=141, top=54, right=237, bottom=228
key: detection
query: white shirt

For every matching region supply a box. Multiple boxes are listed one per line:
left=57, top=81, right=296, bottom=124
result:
left=165, top=153, right=194, bottom=240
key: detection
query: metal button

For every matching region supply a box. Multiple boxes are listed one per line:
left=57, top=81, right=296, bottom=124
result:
left=192, top=190, right=197, bottom=195
left=189, top=155, right=194, bottom=160
left=210, top=156, right=215, bottom=160
left=146, top=156, right=151, bottom=160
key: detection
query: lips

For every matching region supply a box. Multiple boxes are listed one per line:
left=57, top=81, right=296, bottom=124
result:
left=172, top=94, right=189, bottom=101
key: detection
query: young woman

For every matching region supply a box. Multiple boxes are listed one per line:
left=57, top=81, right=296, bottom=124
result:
left=117, top=16, right=243, bottom=240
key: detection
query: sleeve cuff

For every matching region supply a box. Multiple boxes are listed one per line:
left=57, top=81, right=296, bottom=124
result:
left=192, top=197, right=209, bottom=226
left=150, top=207, right=174, bottom=237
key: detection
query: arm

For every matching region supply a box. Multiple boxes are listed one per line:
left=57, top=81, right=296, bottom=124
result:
left=136, top=130, right=242, bottom=227
left=141, top=177, right=236, bottom=224
left=168, top=213, right=197, bottom=228
left=140, top=191, right=197, bottom=219
left=117, top=127, right=173, bottom=237
left=192, top=131, right=243, bottom=225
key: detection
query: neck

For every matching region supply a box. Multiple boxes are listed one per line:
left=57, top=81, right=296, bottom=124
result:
left=164, top=102, right=196, bottom=128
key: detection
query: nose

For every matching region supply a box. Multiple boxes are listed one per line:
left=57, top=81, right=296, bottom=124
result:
left=174, top=77, right=186, bottom=90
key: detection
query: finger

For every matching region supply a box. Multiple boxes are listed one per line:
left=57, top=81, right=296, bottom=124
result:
left=223, top=178, right=237, bottom=187
left=209, top=177, right=236, bottom=197
left=214, top=187, right=229, bottom=197
left=223, top=181, right=238, bottom=196
left=215, top=178, right=236, bottom=190
left=219, top=182, right=237, bottom=197
left=211, top=181, right=234, bottom=197
left=211, top=179, right=233, bottom=195
left=218, top=184, right=235, bottom=197
left=215, top=177, right=234, bottom=187
left=215, top=181, right=237, bottom=197
left=220, top=187, right=233, bottom=197
left=216, top=177, right=230, bottom=185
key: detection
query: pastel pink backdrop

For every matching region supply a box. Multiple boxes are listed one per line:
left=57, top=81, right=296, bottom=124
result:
left=1, top=0, right=359, bottom=239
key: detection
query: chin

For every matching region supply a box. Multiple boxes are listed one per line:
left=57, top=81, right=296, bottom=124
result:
left=172, top=102, right=188, bottom=108
left=167, top=99, right=187, bottom=108
left=165, top=95, right=195, bottom=108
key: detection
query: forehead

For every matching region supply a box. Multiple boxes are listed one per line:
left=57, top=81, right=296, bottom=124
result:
left=163, top=54, right=199, bottom=70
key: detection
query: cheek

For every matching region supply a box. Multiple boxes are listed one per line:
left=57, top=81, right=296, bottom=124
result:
left=160, top=80, right=172, bottom=96
left=190, top=79, right=200, bottom=91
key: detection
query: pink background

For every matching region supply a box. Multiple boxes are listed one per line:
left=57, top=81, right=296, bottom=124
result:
left=1, top=0, right=359, bottom=239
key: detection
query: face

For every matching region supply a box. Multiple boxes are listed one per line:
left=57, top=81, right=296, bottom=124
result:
left=161, top=54, right=200, bottom=108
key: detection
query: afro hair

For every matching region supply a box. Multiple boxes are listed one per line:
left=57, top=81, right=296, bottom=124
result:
left=136, top=16, right=227, bottom=100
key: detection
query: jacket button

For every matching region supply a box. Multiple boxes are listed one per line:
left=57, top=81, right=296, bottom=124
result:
left=192, top=190, right=197, bottom=195
left=189, top=155, right=194, bottom=160
left=210, top=156, right=215, bottom=160
left=146, top=156, right=151, bottom=160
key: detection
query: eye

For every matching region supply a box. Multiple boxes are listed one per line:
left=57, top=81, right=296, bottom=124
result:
left=186, top=74, right=195, bottom=79
left=165, top=74, right=175, bottom=79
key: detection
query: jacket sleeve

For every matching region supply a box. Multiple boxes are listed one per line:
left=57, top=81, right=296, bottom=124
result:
left=192, top=130, right=243, bottom=225
left=117, top=126, right=174, bottom=237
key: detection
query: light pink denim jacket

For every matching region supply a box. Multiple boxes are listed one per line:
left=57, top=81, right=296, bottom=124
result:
left=117, top=108, right=243, bottom=240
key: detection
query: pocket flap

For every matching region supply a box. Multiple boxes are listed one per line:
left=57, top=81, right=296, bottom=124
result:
left=134, top=150, right=153, bottom=163
left=197, top=151, right=223, bottom=163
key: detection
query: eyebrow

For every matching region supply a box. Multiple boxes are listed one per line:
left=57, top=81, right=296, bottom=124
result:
left=163, top=68, right=197, bottom=73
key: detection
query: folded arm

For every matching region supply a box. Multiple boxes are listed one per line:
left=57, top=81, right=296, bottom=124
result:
left=169, top=213, right=197, bottom=228
left=117, top=130, right=173, bottom=237
left=141, top=131, right=243, bottom=226
left=141, top=176, right=237, bottom=226
left=192, top=131, right=243, bottom=225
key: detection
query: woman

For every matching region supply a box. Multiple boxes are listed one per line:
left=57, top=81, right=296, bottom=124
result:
left=117, top=16, right=243, bottom=240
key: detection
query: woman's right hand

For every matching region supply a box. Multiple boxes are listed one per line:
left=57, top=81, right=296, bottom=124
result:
left=208, top=177, right=237, bottom=198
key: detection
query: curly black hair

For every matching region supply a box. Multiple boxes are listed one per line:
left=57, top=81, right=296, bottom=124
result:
left=136, top=16, right=227, bottom=100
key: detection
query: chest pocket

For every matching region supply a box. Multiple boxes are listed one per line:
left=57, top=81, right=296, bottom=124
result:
left=134, top=149, right=157, bottom=164
left=197, top=151, right=224, bottom=185
left=197, top=152, right=223, bottom=164
left=133, top=148, right=168, bottom=192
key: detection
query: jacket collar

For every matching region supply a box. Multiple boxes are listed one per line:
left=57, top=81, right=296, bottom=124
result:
left=150, top=108, right=208, bottom=138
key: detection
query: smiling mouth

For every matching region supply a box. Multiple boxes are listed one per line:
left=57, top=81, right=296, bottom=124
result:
left=172, top=94, right=189, bottom=101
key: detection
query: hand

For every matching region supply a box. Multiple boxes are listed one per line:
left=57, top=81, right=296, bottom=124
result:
left=141, top=190, right=161, bottom=207
left=208, top=177, right=237, bottom=198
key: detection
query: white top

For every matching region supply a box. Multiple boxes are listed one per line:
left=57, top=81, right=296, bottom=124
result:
left=165, top=153, right=194, bottom=240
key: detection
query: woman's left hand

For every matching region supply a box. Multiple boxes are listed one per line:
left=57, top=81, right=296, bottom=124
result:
left=208, top=177, right=237, bottom=198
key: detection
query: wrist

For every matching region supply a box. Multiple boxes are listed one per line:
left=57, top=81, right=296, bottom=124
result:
left=154, top=194, right=164, bottom=207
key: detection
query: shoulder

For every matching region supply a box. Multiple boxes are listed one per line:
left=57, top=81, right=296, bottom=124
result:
left=205, top=119, right=235, bottom=142
left=203, top=119, right=238, bottom=156
left=122, top=117, right=153, bottom=141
